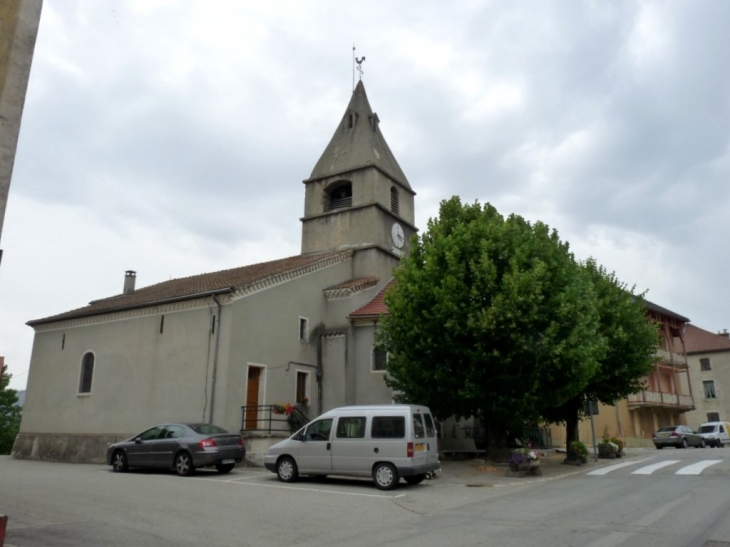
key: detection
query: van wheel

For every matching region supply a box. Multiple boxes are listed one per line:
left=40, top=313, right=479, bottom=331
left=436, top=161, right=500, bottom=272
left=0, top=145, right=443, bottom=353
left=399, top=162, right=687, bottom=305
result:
left=405, top=474, right=426, bottom=485
left=373, top=463, right=399, bottom=490
left=277, top=457, right=299, bottom=483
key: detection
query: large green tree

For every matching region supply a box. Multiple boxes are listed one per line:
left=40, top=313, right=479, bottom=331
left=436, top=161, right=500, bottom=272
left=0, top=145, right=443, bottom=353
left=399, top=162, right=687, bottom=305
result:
left=541, top=259, right=659, bottom=446
left=1, top=363, right=22, bottom=454
left=379, top=198, right=606, bottom=456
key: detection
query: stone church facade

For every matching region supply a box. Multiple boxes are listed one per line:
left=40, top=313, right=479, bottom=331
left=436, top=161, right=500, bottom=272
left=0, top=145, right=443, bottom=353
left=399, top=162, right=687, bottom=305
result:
left=13, top=81, right=417, bottom=464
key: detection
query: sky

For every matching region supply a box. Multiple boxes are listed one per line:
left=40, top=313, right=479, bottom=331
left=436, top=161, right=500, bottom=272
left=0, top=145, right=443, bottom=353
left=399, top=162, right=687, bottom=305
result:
left=2, top=0, right=730, bottom=390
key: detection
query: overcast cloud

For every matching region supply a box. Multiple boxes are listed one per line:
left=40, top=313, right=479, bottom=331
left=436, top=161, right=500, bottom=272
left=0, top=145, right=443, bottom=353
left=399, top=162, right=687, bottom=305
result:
left=2, top=0, right=730, bottom=389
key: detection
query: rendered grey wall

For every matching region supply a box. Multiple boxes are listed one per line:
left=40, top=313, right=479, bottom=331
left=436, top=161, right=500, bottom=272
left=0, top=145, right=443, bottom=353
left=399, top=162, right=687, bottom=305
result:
left=685, top=351, right=730, bottom=425
left=19, top=302, right=217, bottom=437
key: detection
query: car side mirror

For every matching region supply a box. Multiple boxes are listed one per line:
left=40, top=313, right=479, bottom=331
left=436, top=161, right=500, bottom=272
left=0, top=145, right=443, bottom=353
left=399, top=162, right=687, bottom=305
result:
left=134, top=438, right=142, bottom=444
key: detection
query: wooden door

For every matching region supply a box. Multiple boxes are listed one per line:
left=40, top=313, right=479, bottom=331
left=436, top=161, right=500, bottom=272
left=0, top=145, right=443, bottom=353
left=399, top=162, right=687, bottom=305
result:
left=246, top=367, right=261, bottom=429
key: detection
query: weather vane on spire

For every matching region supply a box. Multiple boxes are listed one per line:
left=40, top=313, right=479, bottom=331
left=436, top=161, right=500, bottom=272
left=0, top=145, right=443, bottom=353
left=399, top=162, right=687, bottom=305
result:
left=352, top=45, right=366, bottom=90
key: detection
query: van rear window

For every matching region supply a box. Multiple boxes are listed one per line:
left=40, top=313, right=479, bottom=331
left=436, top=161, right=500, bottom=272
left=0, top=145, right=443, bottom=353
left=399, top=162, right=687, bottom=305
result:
left=371, top=416, right=405, bottom=438
left=412, top=414, right=425, bottom=439
left=423, top=414, right=436, bottom=438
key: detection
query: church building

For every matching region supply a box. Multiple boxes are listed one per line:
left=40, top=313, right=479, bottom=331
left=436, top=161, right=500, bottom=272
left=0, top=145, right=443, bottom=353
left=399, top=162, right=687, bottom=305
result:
left=13, top=81, right=417, bottom=464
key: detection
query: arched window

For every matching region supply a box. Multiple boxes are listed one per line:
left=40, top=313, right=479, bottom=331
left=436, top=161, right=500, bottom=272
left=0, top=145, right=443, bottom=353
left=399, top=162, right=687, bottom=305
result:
left=390, top=186, right=399, bottom=215
left=326, top=181, right=352, bottom=211
left=79, top=352, right=95, bottom=393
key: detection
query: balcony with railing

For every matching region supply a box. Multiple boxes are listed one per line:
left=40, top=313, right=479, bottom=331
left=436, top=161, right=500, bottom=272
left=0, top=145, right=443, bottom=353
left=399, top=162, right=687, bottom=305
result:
left=627, top=390, right=694, bottom=410
left=240, top=404, right=310, bottom=435
left=655, top=349, right=688, bottom=367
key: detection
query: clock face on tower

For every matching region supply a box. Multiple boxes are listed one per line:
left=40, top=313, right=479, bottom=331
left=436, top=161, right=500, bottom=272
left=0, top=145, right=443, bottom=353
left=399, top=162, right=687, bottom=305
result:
left=391, top=222, right=405, bottom=249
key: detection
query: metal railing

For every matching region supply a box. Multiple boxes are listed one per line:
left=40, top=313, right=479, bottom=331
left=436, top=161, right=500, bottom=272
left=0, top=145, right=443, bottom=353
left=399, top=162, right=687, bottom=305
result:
left=524, top=426, right=553, bottom=449
left=240, top=405, right=310, bottom=434
left=655, top=349, right=688, bottom=367
left=466, top=425, right=553, bottom=450
left=627, top=390, right=694, bottom=409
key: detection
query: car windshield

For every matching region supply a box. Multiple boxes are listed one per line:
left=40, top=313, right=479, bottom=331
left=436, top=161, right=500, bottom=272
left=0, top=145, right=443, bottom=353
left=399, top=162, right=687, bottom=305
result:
left=657, top=426, right=678, bottom=433
left=699, top=425, right=716, bottom=433
left=188, top=424, right=229, bottom=435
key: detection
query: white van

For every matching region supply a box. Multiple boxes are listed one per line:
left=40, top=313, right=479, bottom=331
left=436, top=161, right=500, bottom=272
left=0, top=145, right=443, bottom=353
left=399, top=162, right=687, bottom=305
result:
left=264, top=404, right=440, bottom=490
left=696, top=421, right=730, bottom=448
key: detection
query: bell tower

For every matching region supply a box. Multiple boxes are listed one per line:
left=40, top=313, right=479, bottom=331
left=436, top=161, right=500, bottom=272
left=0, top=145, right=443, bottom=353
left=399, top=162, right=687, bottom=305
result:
left=300, top=81, right=416, bottom=260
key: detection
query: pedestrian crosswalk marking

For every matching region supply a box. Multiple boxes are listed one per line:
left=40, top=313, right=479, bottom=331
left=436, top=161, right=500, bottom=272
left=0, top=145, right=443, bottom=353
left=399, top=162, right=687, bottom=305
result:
left=674, top=460, right=722, bottom=475
left=586, top=458, right=653, bottom=475
left=631, top=460, right=680, bottom=475
left=587, top=458, right=724, bottom=476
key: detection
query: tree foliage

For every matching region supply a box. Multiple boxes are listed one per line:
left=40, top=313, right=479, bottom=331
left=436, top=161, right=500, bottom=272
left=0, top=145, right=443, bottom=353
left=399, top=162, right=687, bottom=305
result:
left=379, top=198, right=605, bottom=441
left=541, top=259, right=659, bottom=443
left=1, top=363, right=22, bottom=454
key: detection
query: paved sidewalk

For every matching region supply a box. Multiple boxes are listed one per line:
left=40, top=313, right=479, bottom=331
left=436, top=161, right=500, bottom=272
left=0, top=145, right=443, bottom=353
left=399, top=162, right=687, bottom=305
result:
left=433, top=448, right=651, bottom=487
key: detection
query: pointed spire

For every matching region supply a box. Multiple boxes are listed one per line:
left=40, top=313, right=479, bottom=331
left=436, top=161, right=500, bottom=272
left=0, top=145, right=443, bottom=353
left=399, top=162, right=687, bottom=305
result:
left=308, top=81, right=411, bottom=189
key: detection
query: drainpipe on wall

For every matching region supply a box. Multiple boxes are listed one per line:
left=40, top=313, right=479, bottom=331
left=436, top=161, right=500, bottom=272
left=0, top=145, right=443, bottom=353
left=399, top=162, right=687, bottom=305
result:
left=316, top=323, right=324, bottom=416
left=208, top=294, right=223, bottom=424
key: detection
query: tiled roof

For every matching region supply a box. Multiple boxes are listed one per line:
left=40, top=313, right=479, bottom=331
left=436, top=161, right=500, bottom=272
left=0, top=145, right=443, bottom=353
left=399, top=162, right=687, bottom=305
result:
left=684, top=324, right=730, bottom=354
left=643, top=299, right=690, bottom=323
left=323, top=277, right=378, bottom=299
left=28, top=250, right=351, bottom=326
left=349, top=279, right=395, bottom=318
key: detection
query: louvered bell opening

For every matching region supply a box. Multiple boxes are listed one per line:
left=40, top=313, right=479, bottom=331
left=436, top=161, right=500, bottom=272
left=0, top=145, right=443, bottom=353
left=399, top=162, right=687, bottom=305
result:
left=390, top=187, right=399, bottom=214
left=327, top=182, right=352, bottom=211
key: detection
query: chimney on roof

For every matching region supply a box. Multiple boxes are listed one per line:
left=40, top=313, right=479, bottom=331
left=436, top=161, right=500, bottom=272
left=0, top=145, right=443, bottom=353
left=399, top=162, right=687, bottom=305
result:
left=719, top=329, right=729, bottom=338
left=123, top=270, right=136, bottom=294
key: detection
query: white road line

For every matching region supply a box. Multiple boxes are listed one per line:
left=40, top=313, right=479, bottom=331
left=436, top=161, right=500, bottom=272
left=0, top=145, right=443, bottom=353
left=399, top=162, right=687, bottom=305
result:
left=675, top=460, right=722, bottom=475
left=631, top=460, right=681, bottom=475
left=586, top=457, right=653, bottom=476
left=195, top=476, right=402, bottom=498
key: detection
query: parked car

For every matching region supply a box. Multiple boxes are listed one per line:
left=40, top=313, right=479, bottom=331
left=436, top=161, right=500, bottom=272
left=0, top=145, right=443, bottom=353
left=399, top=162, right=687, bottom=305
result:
left=653, top=425, right=705, bottom=449
left=696, top=421, right=730, bottom=448
left=265, top=404, right=440, bottom=490
left=106, top=423, right=244, bottom=476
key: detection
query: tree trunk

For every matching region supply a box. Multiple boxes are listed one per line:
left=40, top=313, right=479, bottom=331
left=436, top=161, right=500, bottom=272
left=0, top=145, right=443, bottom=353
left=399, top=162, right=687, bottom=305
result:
left=565, top=400, right=580, bottom=448
left=485, top=417, right=510, bottom=463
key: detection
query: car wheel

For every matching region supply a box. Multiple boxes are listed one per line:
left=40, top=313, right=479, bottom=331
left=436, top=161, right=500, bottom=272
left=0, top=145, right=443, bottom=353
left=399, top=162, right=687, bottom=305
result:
left=681, top=438, right=688, bottom=449
left=698, top=439, right=706, bottom=448
left=215, top=463, right=235, bottom=474
left=174, top=451, right=195, bottom=476
left=112, top=450, right=128, bottom=472
left=655, top=445, right=663, bottom=450
left=373, top=462, right=399, bottom=490
left=276, top=457, right=299, bottom=483
left=404, top=474, right=426, bottom=485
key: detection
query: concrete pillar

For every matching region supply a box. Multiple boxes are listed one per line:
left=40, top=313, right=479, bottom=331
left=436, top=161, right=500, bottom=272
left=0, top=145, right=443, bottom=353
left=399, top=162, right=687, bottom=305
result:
left=0, top=0, right=43, bottom=265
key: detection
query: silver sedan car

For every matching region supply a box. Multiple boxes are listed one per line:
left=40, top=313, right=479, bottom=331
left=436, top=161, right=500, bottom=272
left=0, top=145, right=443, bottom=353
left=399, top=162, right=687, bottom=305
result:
left=653, top=425, right=705, bottom=449
left=106, top=423, right=245, bottom=476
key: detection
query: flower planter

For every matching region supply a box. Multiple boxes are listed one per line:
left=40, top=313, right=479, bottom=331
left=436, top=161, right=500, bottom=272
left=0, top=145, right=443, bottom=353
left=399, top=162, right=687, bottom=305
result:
left=598, top=444, right=617, bottom=459
left=563, top=449, right=584, bottom=466
left=507, top=459, right=541, bottom=477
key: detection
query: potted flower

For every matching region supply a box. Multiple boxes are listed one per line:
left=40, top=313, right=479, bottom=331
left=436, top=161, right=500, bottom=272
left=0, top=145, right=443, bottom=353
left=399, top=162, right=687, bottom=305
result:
left=272, top=403, right=295, bottom=415
left=507, top=446, right=542, bottom=476
left=610, top=437, right=625, bottom=457
left=566, top=440, right=588, bottom=464
left=297, top=396, right=309, bottom=406
left=597, top=438, right=619, bottom=459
